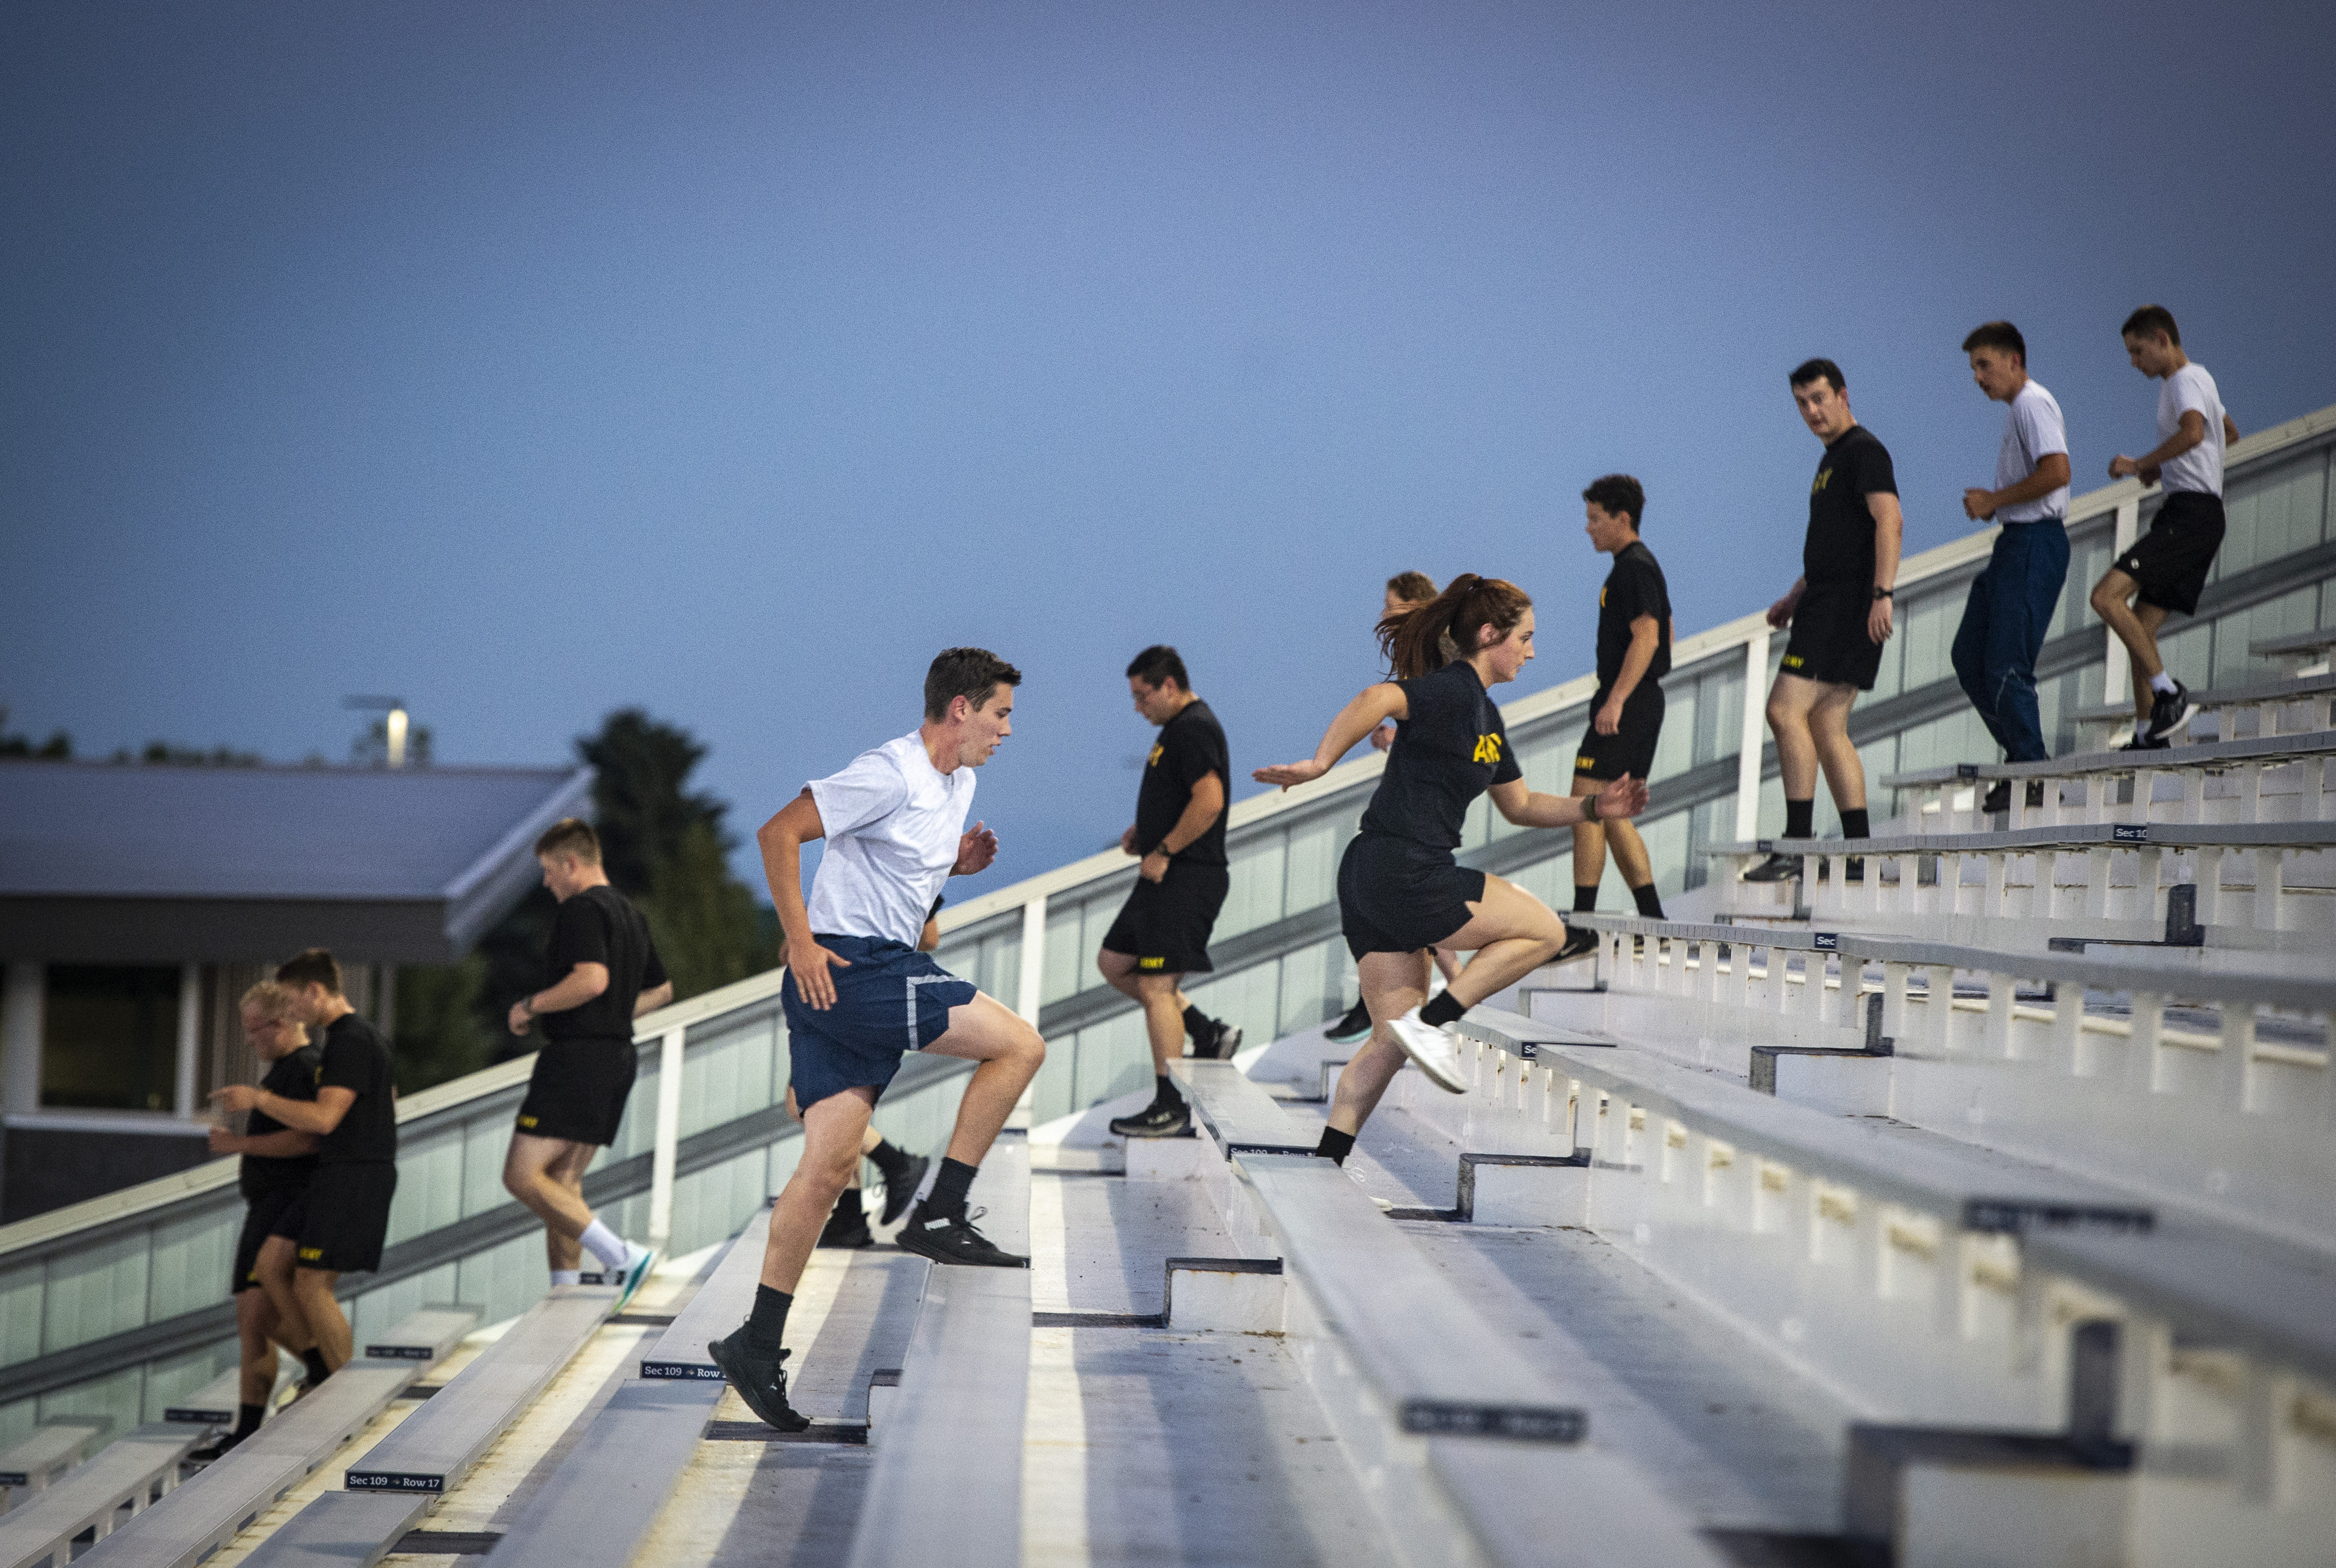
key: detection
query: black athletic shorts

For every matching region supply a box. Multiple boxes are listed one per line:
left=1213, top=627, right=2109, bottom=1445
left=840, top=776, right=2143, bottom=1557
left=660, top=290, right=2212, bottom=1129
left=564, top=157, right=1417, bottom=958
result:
left=2116, top=490, right=2226, bottom=617
left=1575, top=683, right=1665, bottom=784
left=1780, top=584, right=1887, bottom=691
left=272, top=1161, right=398, bottom=1275
left=1337, top=833, right=1483, bottom=960
left=232, top=1183, right=304, bottom=1294
left=516, top=1036, right=640, bottom=1147
left=1099, top=861, right=1231, bottom=975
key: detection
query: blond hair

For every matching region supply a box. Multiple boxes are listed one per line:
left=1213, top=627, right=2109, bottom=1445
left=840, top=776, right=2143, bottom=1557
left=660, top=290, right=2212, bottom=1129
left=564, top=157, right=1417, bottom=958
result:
left=241, top=979, right=301, bottom=1020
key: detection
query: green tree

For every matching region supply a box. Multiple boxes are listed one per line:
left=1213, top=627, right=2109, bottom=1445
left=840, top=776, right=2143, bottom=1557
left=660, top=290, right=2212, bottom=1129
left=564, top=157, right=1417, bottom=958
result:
left=642, top=819, right=768, bottom=1001
left=391, top=954, right=492, bottom=1092
left=0, top=709, right=71, bottom=758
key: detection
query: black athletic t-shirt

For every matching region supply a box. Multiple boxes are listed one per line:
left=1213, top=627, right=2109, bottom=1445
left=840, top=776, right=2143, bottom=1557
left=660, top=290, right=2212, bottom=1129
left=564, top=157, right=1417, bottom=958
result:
left=240, top=1043, right=322, bottom=1198
left=1359, top=662, right=1524, bottom=852
left=1595, top=541, right=1672, bottom=690
left=1802, top=425, right=1898, bottom=586
left=314, top=1013, right=396, bottom=1165
left=1135, top=699, right=1231, bottom=865
left=542, top=886, right=668, bottom=1040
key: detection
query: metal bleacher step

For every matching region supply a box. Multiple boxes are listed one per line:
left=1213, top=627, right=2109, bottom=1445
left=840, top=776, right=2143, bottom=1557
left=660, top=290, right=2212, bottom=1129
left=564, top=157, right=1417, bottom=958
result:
left=66, top=1307, right=476, bottom=1568
left=0, top=1426, right=202, bottom=1568
left=0, top=1419, right=110, bottom=1506
left=481, top=1206, right=773, bottom=1568
left=844, top=1135, right=1030, bottom=1568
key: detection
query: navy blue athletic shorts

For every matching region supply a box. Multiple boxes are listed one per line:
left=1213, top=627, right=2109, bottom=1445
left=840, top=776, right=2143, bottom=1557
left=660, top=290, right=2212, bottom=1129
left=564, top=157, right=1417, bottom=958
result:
left=782, top=935, right=978, bottom=1112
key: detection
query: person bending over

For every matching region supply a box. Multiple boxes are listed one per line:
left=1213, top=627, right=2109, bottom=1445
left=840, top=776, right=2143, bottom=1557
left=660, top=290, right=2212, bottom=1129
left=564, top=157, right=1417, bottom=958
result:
left=710, top=648, right=1046, bottom=1432
left=1255, top=576, right=1647, bottom=1163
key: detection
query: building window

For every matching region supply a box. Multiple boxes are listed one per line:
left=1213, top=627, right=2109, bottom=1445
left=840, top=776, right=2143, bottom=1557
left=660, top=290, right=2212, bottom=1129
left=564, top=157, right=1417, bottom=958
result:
left=42, top=965, right=181, bottom=1111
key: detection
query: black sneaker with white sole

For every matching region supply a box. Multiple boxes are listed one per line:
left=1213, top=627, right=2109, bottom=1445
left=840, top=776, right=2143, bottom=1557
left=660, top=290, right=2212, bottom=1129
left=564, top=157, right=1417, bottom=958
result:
left=1108, top=1099, right=1191, bottom=1138
left=877, top=1153, right=929, bottom=1227
left=187, top=1430, right=248, bottom=1463
left=896, top=1204, right=1028, bottom=1268
left=1740, top=850, right=1805, bottom=883
left=1982, top=778, right=2011, bottom=816
left=2145, top=679, right=2195, bottom=742
left=817, top=1195, right=873, bottom=1250
left=1552, top=927, right=1599, bottom=965
left=1189, top=1019, right=1244, bottom=1060
left=708, top=1333, right=810, bottom=1432
left=2112, top=731, right=2169, bottom=752
left=1324, top=998, right=1374, bottom=1044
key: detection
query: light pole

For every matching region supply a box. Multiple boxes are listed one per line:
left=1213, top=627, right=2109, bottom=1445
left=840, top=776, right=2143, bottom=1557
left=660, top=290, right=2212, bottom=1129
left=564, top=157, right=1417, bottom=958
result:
left=344, top=696, right=410, bottom=768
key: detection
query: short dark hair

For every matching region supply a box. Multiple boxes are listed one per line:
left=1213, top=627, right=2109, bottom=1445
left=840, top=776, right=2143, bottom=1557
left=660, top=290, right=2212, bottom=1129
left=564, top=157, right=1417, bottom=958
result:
left=924, top=647, right=1023, bottom=721
left=276, top=948, right=344, bottom=996
left=1384, top=570, right=1436, bottom=603
left=1961, top=320, right=2026, bottom=362
left=2121, top=304, right=2180, bottom=346
left=534, top=817, right=600, bottom=863
left=1789, top=357, right=1845, bottom=395
left=1581, top=474, right=1645, bottom=529
left=1125, top=645, right=1189, bottom=690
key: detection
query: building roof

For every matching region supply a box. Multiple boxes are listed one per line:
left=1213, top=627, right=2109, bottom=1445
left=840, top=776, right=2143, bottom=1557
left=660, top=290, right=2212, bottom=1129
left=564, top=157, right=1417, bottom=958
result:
left=0, top=761, right=595, bottom=963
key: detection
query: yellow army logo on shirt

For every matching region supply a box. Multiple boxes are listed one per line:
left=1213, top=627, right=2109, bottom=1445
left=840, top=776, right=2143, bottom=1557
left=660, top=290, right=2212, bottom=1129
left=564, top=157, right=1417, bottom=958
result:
left=1148, top=743, right=1163, bottom=767
left=1599, top=586, right=1608, bottom=608
left=1811, top=467, right=1834, bottom=496
left=1471, top=734, right=1504, bottom=764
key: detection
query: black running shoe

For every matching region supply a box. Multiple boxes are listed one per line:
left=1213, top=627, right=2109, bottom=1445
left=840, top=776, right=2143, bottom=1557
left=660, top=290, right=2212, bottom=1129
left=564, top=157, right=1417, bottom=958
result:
left=1191, top=1019, right=1244, bottom=1060
left=1324, top=998, right=1374, bottom=1044
left=187, top=1430, right=247, bottom=1463
left=1740, top=850, right=1805, bottom=883
left=1108, top=1099, right=1191, bottom=1138
left=2112, top=731, right=2170, bottom=752
left=896, top=1204, right=1028, bottom=1268
left=817, top=1195, right=873, bottom=1250
left=1841, top=856, right=1864, bottom=884
left=2145, top=680, right=2195, bottom=742
left=1981, top=779, right=2011, bottom=816
left=708, top=1332, right=810, bottom=1432
left=1551, top=927, right=1599, bottom=965
left=877, top=1153, right=928, bottom=1227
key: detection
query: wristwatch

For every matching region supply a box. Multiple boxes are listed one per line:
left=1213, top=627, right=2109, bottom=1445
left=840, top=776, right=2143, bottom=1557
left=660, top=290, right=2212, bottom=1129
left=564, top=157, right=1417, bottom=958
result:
left=1873, top=586, right=1895, bottom=600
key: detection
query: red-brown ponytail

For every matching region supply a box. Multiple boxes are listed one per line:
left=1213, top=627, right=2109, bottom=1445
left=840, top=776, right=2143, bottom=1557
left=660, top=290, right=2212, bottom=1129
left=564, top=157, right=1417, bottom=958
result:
left=1376, top=574, right=1532, bottom=681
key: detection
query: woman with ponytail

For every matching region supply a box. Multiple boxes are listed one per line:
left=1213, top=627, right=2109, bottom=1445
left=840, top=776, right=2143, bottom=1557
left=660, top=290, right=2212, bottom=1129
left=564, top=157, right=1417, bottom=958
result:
left=1254, top=575, right=1648, bottom=1156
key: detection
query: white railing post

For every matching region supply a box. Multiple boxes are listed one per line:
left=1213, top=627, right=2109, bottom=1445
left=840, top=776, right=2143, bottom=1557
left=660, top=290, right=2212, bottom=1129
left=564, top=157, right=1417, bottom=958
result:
left=1735, top=629, right=1771, bottom=842
left=1015, top=894, right=1047, bottom=1026
left=647, top=1023, right=686, bottom=1251
left=2104, top=497, right=2141, bottom=706
left=174, top=962, right=201, bottom=1120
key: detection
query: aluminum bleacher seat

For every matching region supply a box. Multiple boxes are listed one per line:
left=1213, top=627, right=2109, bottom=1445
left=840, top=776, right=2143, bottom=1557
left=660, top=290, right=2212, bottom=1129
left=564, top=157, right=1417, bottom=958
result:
left=2067, top=670, right=2336, bottom=749
left=0, top=1420, right=109, bottom=1511
left=66, top=1307, right=475, bottom=1568
left=0, top=1427, right=201, bottom=1568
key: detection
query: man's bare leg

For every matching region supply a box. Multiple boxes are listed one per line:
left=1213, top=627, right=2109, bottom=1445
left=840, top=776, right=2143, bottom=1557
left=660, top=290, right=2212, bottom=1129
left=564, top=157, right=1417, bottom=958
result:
left=1808, top=682, right=1866, bottom=812
left=921, top=991, right=1047, bottom=1166
left=1569, top=775, right=1609, bottom=892
left=292, top=1268, right=350, bottom=1371
left=504, top=1132, right=634, bottom=1281
left=1766, top=671, right=1827, bottom=801
left=255, top=1236, right=314, bottom=1353
left=760, top=1087, right=875, bottom=1295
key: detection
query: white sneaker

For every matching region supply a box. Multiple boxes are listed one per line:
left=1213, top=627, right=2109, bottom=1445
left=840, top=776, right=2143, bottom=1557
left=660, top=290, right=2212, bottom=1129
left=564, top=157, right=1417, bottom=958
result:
left=1385, top=1007, right=1468, bottom=1094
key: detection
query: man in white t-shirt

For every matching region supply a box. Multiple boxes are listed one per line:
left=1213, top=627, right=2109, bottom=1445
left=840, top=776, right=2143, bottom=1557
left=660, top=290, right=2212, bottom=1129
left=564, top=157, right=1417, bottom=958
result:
left=1952, top=321, right=2074, bottom=807
left=2089, top=305, right=2242, bottom=748
left=709, top=647, right=1045, bottom=1433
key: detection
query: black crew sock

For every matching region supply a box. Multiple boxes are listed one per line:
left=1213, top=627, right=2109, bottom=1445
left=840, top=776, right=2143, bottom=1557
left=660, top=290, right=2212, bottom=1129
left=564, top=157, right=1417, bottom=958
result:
left=1783, top=798, right=1816, bottom=839
left=1418, top=991, right=1466, bottom=1029
left=924, top=1156, right=979, bottom=1217
left=1840, top=807, right=1871, bottom=839
left=827, top=1187, right=862, bottom=1224
left=1631, top=883, right=1665, bottom=920
left=233, top=1401, right=265, bottom=1439
left=1572, top=885, right=1599, bottom=913
left=1153, top=1072, right=1184, bottom=1107
left=299, top=1348, right=331, bottom=1385
left=865, top=1137, right=912, bottom=1184
left=1181, top=1004, right=1211, bottom=1040
left=746, top=1284, right=791, bottom=1354
left=1316, top=1127, right=1355, bottom=1166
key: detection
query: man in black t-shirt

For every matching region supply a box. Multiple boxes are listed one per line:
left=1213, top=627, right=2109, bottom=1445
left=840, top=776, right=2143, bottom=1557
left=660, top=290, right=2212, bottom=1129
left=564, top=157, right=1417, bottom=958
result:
left=1556, top=475, right=1674, bottom=962
left=210, top=948, right=399, bottom=1380
left=1744, top=359, right=1904, bottom=883
left=192, top=980, right=321, bottom=1458
left=1099, top=646, right=1240, bottom=1139
left=502, top=818, right=673, bottom=1306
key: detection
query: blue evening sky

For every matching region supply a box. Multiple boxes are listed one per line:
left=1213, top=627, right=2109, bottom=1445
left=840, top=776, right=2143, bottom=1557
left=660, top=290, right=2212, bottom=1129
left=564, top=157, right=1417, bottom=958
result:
left=5, top=1, right=2332, bottom=896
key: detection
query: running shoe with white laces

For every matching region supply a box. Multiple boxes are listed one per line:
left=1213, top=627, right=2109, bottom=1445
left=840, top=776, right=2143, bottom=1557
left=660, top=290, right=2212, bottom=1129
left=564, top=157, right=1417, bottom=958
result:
left=896, top=1203, right=1028, bottom=1268
left=877, top=1153, right=930, bottom=1227
left=1324, top=998, right=1374, bottom=1045
left=1384, top=1006, right=1468, bottom=1094
left=610, top=1241, right=658, bottom=1313
left=708, top=1333, right=810, bottom=1433
left=2146, top=679, right=2196, bottom=742
left=1551, top=927, right=1599, bottom=965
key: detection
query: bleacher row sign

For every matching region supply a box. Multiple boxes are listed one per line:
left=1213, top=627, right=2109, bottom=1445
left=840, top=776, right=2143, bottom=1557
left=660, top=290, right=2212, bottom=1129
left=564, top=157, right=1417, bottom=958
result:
left=347, top=1469, right=445, bottom=1492
left=1399, top=1399, right=1587, bottom=1444
left=1961, top=1199, right=2154, bottom=1235
left=641, top=1359, right=725, bottom=1380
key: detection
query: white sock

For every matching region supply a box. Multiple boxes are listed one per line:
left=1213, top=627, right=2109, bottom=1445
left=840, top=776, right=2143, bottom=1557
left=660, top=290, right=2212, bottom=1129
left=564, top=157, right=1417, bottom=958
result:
left=578, top=1218, right=630, bottom=1270
left=2149, top=671, right=2177, bottom=695
left=549, top=1269, right=581, bottom=1287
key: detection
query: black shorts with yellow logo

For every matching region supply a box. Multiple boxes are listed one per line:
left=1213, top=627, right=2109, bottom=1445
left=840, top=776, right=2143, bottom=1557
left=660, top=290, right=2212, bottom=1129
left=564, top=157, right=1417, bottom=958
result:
left=231, top=1182, right=304, bottom=1294
left=516, top=1036, right=641, bottom=1147
left=1574, top=683, right=1664, bottom=784
left=1100, top=861, right=1231, bottom=976
left=270, top=1161, right=398, bottom=1275
left=1780, top=584, right=1887, bottom=691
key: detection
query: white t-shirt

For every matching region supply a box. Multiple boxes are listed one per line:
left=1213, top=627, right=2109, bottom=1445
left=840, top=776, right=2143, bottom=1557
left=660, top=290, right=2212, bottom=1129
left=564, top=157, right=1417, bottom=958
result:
left=2156, top=362, right=2225, bottom=497
left=1994, top=380, right=2070, bottom=522
left=803, top=732, right=975, bottom=947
